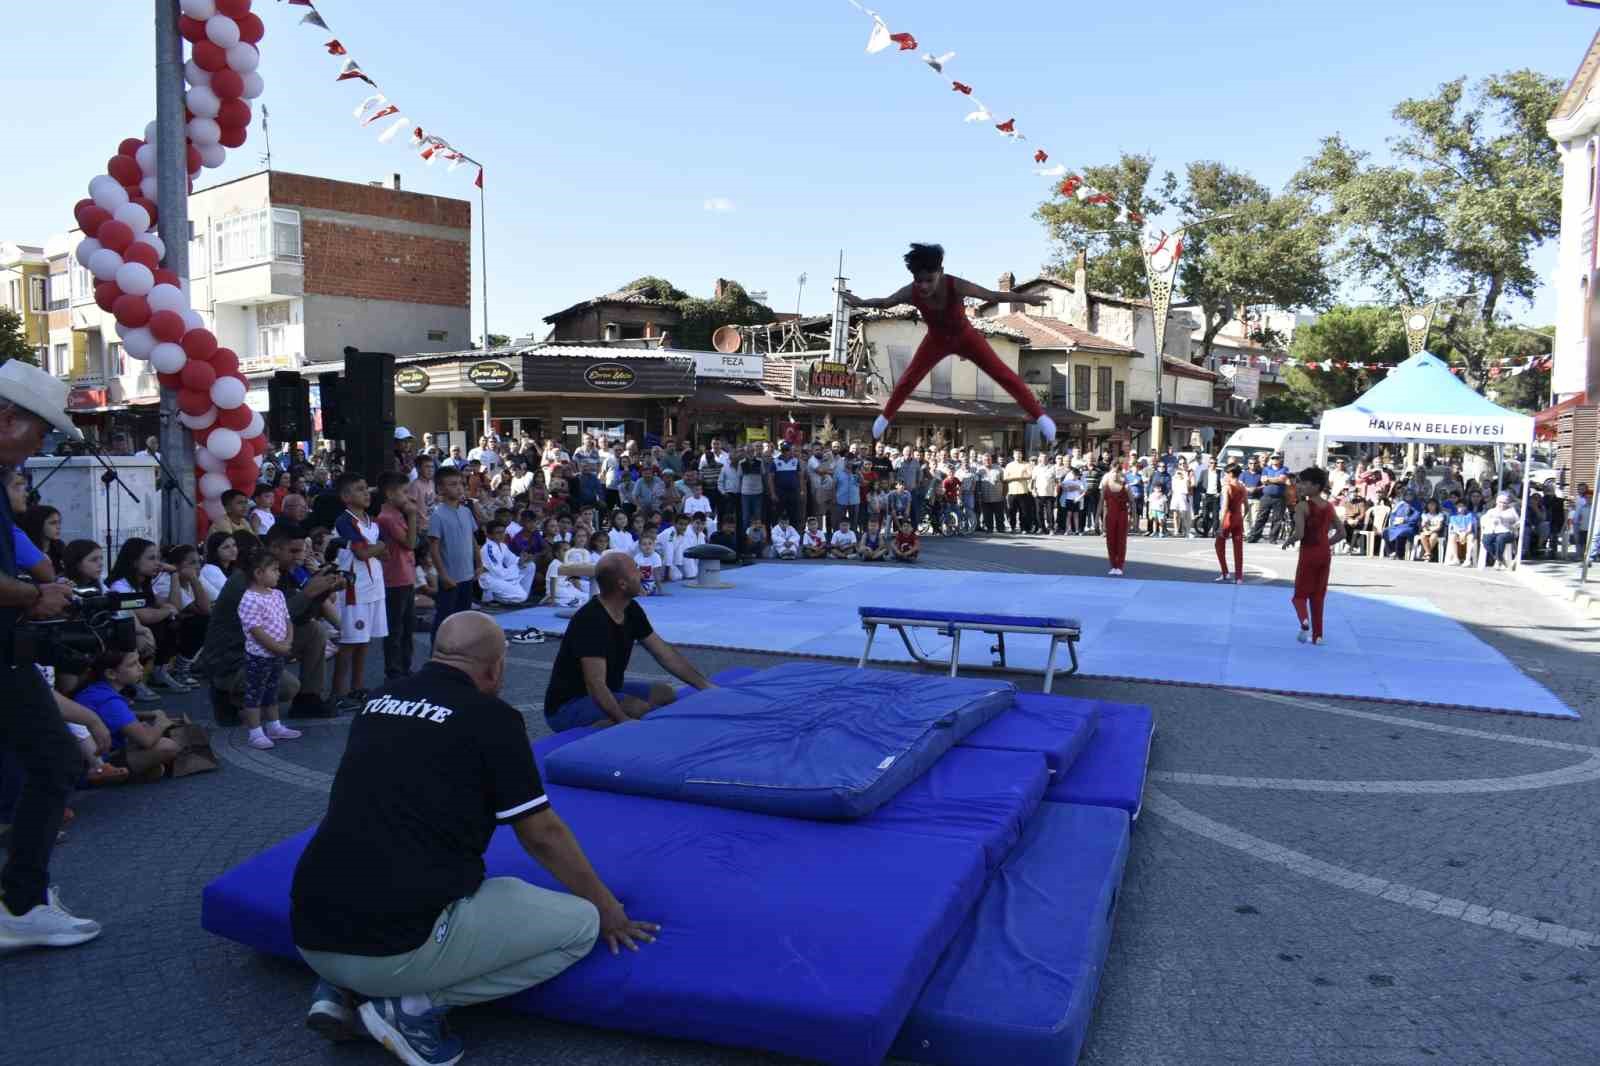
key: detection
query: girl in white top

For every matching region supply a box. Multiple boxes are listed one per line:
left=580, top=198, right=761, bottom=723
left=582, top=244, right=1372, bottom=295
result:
left=201, top=530, right=240, bottom=602
left=1169, top=464, right=1193, bottom=537
left=605, top=510, right=636, bottom=555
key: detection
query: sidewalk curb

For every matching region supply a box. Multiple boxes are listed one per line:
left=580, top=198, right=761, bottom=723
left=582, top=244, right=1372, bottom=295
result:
left=1510, top=562, right=1600, bottom=625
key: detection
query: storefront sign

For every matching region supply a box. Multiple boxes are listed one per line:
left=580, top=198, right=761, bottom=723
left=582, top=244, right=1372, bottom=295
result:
left=584, top=362, right=637, bottom=391
left=743, top=426, right=769, bottom=443
left=237, top=353, right=297, bottom=374
left=693, top=352, right=764, bottom=381
left=1227, top=365, right=1260, bottom=401
left=67, top=387, right=107, bottom=412
left=806, top=360, right=858, bottom=400
left=396, top=366, right=431, bottom=394
left=467, top=360, right=516, bottom=391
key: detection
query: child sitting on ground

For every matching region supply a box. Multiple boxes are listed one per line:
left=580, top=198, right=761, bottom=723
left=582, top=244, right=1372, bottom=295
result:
left=680, top=513, right=709, bottom=579
left=892, top=517, right=920, bottom=562
left=771, top=515, right=800, bottom=560
left=551, top=546, right=589, bottom=608
left=660, top=514, right=691, bottom=581
left=73, top=649, right=181, bottom=781
left=857, top=516, right=889, bottom=561
left=710, top=515, right=740, bottom=557
left=633, top=531, right=667, bottom=596
left=744, top=518, right=769, bottom=560
left=801, top=516, right=828, bottom=559
left=828, top=521, right=857, bottom=559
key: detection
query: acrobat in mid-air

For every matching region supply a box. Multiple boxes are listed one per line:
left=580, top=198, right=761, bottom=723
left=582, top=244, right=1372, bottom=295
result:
left=842, top=243, right=1057, bottom=444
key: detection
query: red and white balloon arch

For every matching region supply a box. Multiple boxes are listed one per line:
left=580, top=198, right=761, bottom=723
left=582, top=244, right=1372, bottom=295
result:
left=71, top=0, right=267, bottom=524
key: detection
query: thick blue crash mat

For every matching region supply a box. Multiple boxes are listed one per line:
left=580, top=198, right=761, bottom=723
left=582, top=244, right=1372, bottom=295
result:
left=1044, top=701, right=1154, bottom=819
left=960, top=692, right=1098, bottom=774
left=893, top=803, right=1132, bottom=1066
left=544, top=662, right=1015, bottom=819
left=859, top=747, right=1049, bottom=871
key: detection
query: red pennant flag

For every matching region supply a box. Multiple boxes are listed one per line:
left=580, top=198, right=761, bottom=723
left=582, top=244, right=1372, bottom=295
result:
left=361, top=103, right=399, bottom=127
left=1059, top=176, right=1081, bottom=197
left=889, top=32, right=918, bottom=51
left=1034, top=150, right=1047, bottom=164
left=337, top=69, right=375, bottom=86
left=1085, top=192, right=1112, bottom=205
left=325, top=39, right=346, bottom=56
left=995, top=118, right=1015, bottom=134
left=475, top=167, right=484, bottom=190
left=951, top=81, right=973, bottom=95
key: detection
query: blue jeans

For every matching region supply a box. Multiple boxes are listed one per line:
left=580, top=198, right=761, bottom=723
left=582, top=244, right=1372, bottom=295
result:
left=740, top=493, right=763, bottom=534
left=1482, top=531, right=1514, bottom=566
left=431, top=581, right=475, bottom=645
left=547, top=681, right=655, bottom=732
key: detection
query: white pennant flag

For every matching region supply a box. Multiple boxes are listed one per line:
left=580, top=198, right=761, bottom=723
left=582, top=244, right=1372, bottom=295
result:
left=353, top=93, right=386, bottom=120
left=376, top=116, right=409, bottom=144
left=923, top=51, right=955, bottom=73
left=866, top=15, right=892, bottom=54
left=446, top=154, right=465, bottom=173
left=1035, top=164, right=1066, bottom=177
left=963, top=104, right=991, bottom=123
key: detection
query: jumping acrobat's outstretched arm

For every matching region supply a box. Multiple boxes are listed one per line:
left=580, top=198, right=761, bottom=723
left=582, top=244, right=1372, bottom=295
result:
left=841, top=284, right=914, bottom=309
left=950, top=276, right=1047, bottom=306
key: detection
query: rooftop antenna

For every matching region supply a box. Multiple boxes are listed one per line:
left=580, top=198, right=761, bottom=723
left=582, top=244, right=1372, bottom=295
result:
left=829, top=250, right=849, bottom=363
left=259, top=104, right=272, bottom=170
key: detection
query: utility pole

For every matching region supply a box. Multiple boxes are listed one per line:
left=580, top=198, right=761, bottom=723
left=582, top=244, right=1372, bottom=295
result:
left=155, top=0, right=196, bottom=546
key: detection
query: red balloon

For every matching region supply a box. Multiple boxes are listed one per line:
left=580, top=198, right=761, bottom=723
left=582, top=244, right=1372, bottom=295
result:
left=93, top=282, right=120, bottom=313
left=134, top=197, right=158, bottom=227
left=211, top=69, right=245, bottom=101
left=211, top=348, right=239, bottom=377
left=178, top=14, right=207, bottom=42
left=123, top=243, right=160, bottom=270
left=78, top=206, right=111, bottom=238
left=158, top=371, right=186, bottom=390
left=186, top=144, right=203, bottom=174
left=218, top=124, right=248, bottom=149
left=217, top=99, right=251, bottom=129
left=249, top=434, right=269, bottom=456
left=229, top=473, right=257, bottom=495
left=73, top=199, right=97, bottom=227
left=178, top=389, right=212, bottom=416
left=112, top=294, right=151, bottom=328
left=149, top=310, right=186, bottom=343
left=154, top=268, right=181, bottom=288
left=118, top=138, right=144, bottom=158
left=180, top=360, right=217, bottom=392
left=182, top=330, right=219, bottom=362
left=237, top=12, right=264, bottom=44
left=217, top=405, right=252, bottom=431
left=216, top=0, right=251, bottom=17
left=96, top=220, right=134, bottom=254
left=107, top=155, right=141, bottom=187
left=193, top=41, right=228, bottom=73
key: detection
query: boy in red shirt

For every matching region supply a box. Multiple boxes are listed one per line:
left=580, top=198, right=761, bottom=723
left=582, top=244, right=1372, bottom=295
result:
left=373, top=472, right=421, bottom=679
left=892, top=517, right=920, bottom=562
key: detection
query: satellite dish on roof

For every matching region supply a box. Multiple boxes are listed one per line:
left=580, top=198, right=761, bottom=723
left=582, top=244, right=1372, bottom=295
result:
left=712, top=325, right=742, bottom=354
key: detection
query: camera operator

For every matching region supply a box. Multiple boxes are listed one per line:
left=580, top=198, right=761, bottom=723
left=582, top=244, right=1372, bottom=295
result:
left=0, top=362, right=101, bottom=949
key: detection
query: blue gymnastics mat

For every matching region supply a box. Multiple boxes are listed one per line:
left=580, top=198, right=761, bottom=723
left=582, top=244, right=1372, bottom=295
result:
left=543, top=663, right=1015, bottom=819
left=493, top=564, right=1576, bottom=718
left=1044, top=702, right=1155, bottom=820
left=893, top=802, right=1132, bottom=1066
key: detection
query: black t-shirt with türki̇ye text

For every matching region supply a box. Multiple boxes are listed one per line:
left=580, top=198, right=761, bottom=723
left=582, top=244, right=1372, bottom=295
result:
left=290, top=663, right=547, bottom=956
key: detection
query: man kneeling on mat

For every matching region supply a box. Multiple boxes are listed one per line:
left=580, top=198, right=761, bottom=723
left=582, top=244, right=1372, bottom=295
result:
left=543, top=553, right=714, bottom=731
left=290, top=612, right=659, bottom=1066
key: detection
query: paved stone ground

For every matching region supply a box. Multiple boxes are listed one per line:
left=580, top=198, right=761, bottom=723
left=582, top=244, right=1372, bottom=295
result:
left=4, top=527, right=1597, bottom=1066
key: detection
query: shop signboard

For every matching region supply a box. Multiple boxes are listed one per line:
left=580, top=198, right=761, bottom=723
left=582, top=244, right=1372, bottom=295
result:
left=467, top=361, right=516, bottom=391
left=693, top=352, right=764, bottom=381
left=807, top=360, right=858, bottom=400
left=584, top=362, right=638, bottom=391
left=396, top=366, right=431, bottom=394
left=743, top=426, right=770, bottom=443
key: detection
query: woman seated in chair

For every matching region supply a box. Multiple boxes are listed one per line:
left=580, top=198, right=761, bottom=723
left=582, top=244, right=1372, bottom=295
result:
left=1338, top=492, right=1367, bottom=555
left=1383, top=488, right=1421, bottom=560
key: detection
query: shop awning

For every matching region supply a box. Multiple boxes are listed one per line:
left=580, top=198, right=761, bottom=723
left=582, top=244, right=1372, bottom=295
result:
left=1534, top=392, right=1588, bottom=439
left=1126, top=400, right=1249, bottom=430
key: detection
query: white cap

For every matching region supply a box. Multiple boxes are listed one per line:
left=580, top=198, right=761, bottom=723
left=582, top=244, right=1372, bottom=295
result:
left=394, top=426, right=413, bottom=440
left=0, top=360, right=81, bottom=439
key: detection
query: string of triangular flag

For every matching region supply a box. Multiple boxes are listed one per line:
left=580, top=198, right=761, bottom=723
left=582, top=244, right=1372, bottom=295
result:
left=845, top=0, right=1148, bottom=228
left=276, top=0, right=484, bottom=188
left=1222, top=353, right=1551, bottom=378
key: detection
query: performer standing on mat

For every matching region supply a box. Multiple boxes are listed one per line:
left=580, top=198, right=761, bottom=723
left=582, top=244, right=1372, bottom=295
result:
left=1214, top=462, right=1247, bottom=584
left=1099, top=463, right=1129, bottom=575
left=1287, top=466, right=1342, bottom=644
left=842, top=244, right=1057, bottom=445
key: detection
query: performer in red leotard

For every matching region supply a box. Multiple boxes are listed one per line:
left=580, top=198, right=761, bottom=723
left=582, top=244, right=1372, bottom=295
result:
left=842, top=243, right=1056, bottom=444
left=1289, top=466, right=1343, bottom=644
left=1214, top=461, right=1246, bottom=584
left=1099, top=465, right=1129, bottom=575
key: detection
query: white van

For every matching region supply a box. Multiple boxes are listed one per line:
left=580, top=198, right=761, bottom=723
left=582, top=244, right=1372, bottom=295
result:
left=1218, top=424, right=1321, bottom=472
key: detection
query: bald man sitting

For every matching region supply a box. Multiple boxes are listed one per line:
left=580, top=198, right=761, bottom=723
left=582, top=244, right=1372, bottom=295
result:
left=290, top=611, right=658, bottom=1066
left=544, top=552, right=714, bottom=732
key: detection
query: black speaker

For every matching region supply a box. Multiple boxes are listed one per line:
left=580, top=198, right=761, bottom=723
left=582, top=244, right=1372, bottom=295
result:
left=345, top=351, right=396, bottom=428
left=318, top=371, right=347, bottom=441
left=267, top=371, right=312, bottom=443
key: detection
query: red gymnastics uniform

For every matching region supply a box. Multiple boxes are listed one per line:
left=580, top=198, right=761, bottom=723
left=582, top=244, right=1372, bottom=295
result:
left=881, top=277, right=1045, bottom=421
left=1215, top=480, right=1246, bottom=577
left=1292, top=497, right=1333, bottom=640
left=1103, top=481, right=1129, bottom=570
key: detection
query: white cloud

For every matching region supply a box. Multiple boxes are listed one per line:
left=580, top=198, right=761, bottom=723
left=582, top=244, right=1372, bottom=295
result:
left=702, top=197, right=736, bottom=213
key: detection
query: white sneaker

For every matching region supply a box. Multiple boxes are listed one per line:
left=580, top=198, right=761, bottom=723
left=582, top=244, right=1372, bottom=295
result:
left=1036, top=413, right=1057, bottom=444
left=249, top=732, right=275, bottom=750
left=0, top=886, right=102, bottom=949
left=265, top=723, right=302, bottom=740
left=1214, top=574, right=1231, bottom=583
left=1297, top=626, right=1310, bottom=644
left=872, top=414, right=890, bottom=440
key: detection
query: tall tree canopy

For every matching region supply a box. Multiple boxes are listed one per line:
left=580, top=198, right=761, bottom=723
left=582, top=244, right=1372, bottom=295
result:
left=1282, top=304, right=1411, bottom=413
left=0, top=307, right=36, bottom=366
left=1035, top=153, right=1164, bottom=296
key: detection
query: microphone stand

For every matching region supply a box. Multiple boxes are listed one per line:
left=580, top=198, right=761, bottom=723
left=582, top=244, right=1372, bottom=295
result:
left=81, top=442, right=142, bottom=563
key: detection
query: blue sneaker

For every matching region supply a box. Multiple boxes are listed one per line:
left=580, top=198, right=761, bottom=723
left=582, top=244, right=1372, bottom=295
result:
left=359, top=997, right=463, bottom=1066
left=305, top=978, right=362, bottom=1042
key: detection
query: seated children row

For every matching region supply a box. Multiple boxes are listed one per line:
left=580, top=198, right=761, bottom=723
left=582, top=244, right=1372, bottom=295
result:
left=759, top=514, right=919, bottom=562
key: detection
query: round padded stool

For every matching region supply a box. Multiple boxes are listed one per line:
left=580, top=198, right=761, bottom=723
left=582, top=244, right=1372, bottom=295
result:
left=684, top=543, right=737, bottom=589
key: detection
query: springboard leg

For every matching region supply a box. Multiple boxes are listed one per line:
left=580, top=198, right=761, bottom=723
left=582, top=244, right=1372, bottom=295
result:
left=858, top=623, right=877, bottom=669
left=1042, top=636, right=1059, bottom=692
left=948, top=629, right=962, bottom=678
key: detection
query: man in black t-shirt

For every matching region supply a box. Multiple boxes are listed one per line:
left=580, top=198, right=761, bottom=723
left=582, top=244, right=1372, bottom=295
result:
left=291, top=611, right=658, bottom=1062
left=544, top=553, right=714, bottom=731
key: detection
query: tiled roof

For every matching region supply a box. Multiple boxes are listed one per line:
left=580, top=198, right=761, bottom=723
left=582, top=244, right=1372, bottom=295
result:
left=1162, top=355, right=1217, bottom=381
left=989, top=313, right=1136, bottom=355
left=543, top=285, right=684, bottom=323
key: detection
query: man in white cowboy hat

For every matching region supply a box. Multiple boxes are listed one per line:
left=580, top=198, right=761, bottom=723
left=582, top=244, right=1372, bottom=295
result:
left=0, top=359, right=103, bottom=949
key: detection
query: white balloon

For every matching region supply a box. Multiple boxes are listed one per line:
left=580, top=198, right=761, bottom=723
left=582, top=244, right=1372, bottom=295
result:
left=225, top=43, right=260, bottom=74
left=195, top=446, right=224, bottom=473
left=179, top=407, right=218, bottom=431
left=88, top=248, right=124, bottom=281
left=147, top=284, right=186, bottom=314
left=180, top=0, right=216, bottom=19
left=200, top=142, right=227, bottom=169
left=122, top=327, right=156, bottom=358
left=206, top=427, right=242, bottom=461
left=113, top=202, right=151, bottom=234
left=198, top=472, right=230, bottom=498
left=244, top=409, right=265, bottom=439
left=151, top=342, right=188, bottom=374
left=139, top=176, right=158, bottom=201
left=134, top=233, right=165, bottom=261
left=202, top=498, right=226, bottom=522
left=187, top=117, right=221, bottom=146
left=113, top=321, right=133, bottom=341
left=115, top=261, right=155, bottom=296
left=89, top=175, right=129, bottom=213
left=211, top=376, right=247, bottom=410
left=181, top=308, right=205, bottom=333
left=75, top=237, right=103, bottom=268
left=186, top=85, right=220, bottom=118
left=204, top=14, right=240, bottom=48
left=184, top=59, right=210, bottom=88
left=145, top=120, right=160, bottom=144
left=240, top=72, right=264, bottom=100
left=134, top=142, right=157, bottom=176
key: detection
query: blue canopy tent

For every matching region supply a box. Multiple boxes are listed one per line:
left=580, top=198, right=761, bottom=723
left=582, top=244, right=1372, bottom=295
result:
left=1318, top=352, right=1536, bottom=568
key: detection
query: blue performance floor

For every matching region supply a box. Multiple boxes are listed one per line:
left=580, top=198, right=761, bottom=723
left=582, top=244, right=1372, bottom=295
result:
left=493, top=564, right=1577, bottom=719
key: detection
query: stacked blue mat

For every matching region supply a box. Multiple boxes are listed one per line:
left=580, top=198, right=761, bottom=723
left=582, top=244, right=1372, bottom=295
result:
left=202, top=663, right=1154, bottom=1066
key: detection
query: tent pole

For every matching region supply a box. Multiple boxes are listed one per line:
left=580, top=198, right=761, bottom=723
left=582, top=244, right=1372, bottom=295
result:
left=1583, top=443, right=1600, bottom=583
left=1513, top=438, right=1533, bottom=572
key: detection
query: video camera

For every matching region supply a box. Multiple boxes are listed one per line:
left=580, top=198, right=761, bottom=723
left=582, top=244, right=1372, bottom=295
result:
left=13, top=587, right=145, bottom=674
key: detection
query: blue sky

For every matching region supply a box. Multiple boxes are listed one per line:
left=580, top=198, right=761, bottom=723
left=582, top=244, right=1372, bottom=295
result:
left=2, top=0, right=1592, bottom=341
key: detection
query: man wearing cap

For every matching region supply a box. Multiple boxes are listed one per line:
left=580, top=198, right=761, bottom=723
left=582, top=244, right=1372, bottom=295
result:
left=1249, top=452, right=1291, bottom=543
left=0, top=361, right=101, bottom=949
left=392, top=426, right=416, bottom=475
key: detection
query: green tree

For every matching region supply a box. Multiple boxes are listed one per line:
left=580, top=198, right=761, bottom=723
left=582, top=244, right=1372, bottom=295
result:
left=1035, top=153, right=1164, bottom=296
left=1251, top=392, right=1317, bottom=424
left=671, top=280, right=776, bottom=352
left=0, top=307, right=36, bottom=366
left=621, top=276, right=689, bottom=303
left=1281, top=304, right=1410, bottom=415
left=483, top=333, right=511, bottom=349
left=1292, top=69, right=1563, bottom=388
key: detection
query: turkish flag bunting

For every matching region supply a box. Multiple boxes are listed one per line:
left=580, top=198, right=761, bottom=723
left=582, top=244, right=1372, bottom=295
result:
left=300, top=10, right=328, bottom=28
left=889, top=32, right=917, bottom=50
left=1060, top=176, right=1081, bottom=197
left=336, top=69, right=374, bottom=86
left=361, top=104, right=399, bottom=127
left=951, top=81, right=973, bottom=95
left=1034, top=150, right=1047, bottom=163
left=325, top=39, right=346, bottom=55
left=994, top=118, right=1015, bottom=134
left=475, top=168, right=484, bottom=189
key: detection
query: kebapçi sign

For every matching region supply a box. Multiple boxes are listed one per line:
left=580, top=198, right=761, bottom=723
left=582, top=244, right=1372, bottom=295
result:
left=807, top=360, right=858, bottom=399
